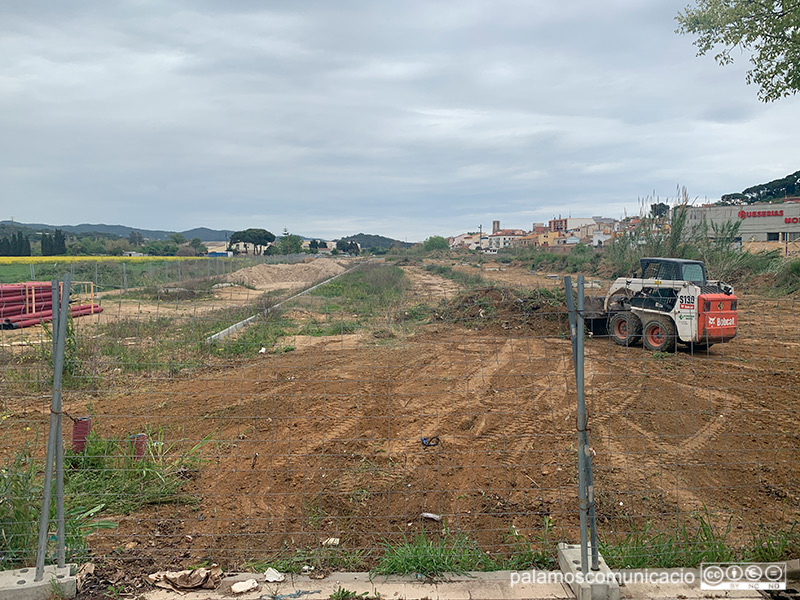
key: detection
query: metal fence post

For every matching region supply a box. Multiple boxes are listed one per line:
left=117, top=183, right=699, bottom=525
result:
left=565, top=276, right=589, bottom=574
left=54, top=278, right=70, bottom=569
left=576, top=275, right=599, bottom=571
left=34, top=276, right=71, bottom=581
left=564, top=275, right=600, bottom=574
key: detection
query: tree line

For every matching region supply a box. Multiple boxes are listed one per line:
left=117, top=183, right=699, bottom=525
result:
left=719, top=169, right=800, bottom=205
left=0, top=225, right=366, bottom=258
left=41, top=229, right=67, bottom=256
left=0, top=231, right=32, bottom=256
left=225, top=228, right=362, bottom=256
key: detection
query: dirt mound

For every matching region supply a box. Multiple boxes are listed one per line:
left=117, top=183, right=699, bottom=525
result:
left=224, top=259, right=347, bottom=290
left=435, top=286, right=568, bottom=335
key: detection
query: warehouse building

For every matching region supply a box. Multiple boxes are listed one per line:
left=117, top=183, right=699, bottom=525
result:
left=683, top=201, right=800, bottom=242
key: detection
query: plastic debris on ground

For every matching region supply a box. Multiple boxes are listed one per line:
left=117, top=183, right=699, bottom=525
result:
left=264, top=567, right=286, bottom=582
left=231, top=579, right=259, bottom=594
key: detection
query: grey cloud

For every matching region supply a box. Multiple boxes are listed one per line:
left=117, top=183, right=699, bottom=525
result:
left=0, top=1, right=798, bottom=240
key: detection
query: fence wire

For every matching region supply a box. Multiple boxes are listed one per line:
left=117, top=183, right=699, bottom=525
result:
left=0, top=258, right=797, bottom=576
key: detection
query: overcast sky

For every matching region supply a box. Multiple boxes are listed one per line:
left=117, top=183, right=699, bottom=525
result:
left=1, top=1, right=798, bottom=241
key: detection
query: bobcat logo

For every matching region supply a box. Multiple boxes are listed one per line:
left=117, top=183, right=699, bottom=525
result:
left=708, top=316, right=735, bottom=327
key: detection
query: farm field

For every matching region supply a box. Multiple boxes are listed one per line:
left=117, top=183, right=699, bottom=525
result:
left=0, top=259, right=798, bottom=574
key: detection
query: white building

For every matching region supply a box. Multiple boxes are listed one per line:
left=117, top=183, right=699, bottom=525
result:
left=683, top=201, right=800, bottom=242
left=592, top=232, right=613, bottom=247
left=558, top=235, right=581, bottom=245
left=487, top=229, right=527, bottom=250
left=449, top=232, right=486, bottom=250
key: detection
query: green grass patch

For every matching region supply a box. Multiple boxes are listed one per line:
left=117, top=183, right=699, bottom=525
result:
left=0, top=429, right=201, bottom=568
left=601, top=512, right=800, bottom=569
left=423, top=264, right=485, bottom=287
left=372, top=531, right=495, bottom=576
left=243, top=523, right=554, bottom=577
left=64, top=429, right=205, bottom=514
left=296, top=319, right=359, bottom=337
left=0, top=263, right=35, bottom=284
left=0, top=448, right=116, bottom=570
left=310, top=265, right=407, bottom=310
left=373, top=524, right=553, bottom=577
left=771, top=257, right=800, bottom=295
left=207, top=312, right=295, bottom=358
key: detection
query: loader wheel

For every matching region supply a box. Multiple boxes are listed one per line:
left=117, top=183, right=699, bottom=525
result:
left=643, top=315, right=677, bottom=352
left=609, top=312, right=642, bottom=346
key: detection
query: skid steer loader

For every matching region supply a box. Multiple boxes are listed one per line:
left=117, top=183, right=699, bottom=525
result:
left=584, top=257, right=738, bottom=352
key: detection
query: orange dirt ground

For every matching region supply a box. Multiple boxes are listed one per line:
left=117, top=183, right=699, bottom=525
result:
left=1, top=264, right=798, bottom=568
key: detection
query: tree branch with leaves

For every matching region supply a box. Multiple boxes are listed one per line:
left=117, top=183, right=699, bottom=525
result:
left=676, top=0, right=800, bottom=101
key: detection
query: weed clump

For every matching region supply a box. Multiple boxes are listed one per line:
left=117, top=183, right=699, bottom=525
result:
left=65, top=430, right=204, bottom=514
left=0, top=449, right=115, bottom=569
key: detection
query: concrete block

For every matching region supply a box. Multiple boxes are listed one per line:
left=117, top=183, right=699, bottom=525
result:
left=0, top=565, right=77, bottom=600
left=557, top=543, right=620, bottom=600
left=787, top=558, right=799, bottom=581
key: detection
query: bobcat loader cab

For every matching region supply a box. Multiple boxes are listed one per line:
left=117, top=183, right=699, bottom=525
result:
left=595, top=257, right=738, bottom=352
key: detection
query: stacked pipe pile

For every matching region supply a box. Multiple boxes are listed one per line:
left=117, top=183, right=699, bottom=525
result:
left=0, top=282, right=102, bottom=329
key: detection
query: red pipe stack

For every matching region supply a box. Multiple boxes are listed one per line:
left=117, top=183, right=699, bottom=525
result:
left=0, top=281, right=102, bottom=329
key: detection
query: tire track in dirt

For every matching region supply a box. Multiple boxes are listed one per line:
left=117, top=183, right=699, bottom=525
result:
left=661, top=374, right=737, bottom=459
left=588, top=376, right=730, bottom=461
left=599, top=418, right=706, bottom=511
left=402, top=266, right=462, bottom=301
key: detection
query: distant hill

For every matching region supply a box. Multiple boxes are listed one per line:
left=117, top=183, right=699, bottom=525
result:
left=0, top=222, right=36, bottom=238
left=179, top=227, right=235, bottom=241
left=721, top=169, right=800, bottom=205
left=0, top=221, right=234, bottom=241
left=339, top=233, right=412, bottom=249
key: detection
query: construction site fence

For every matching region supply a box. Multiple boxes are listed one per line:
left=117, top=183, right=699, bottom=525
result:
left=2, top=253, right=309, bottom=291
left=0, top=262, right=797, bottom=575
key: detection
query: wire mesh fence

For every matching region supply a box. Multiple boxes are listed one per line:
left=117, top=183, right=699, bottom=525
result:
left=0, top=257, right=798, bottom=576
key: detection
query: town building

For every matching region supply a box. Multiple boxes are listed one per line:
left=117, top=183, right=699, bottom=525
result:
left=558, top=235, right=581, bottom=245
left=487, top=229, right=527, bottom=250
left=449, top=232, right=485, bottom=250
left=682, top=201, right=800, bottom=242
left=592, top=232, right=613, bottom=247
left=592, top=216, right=618, bottom=229
left=510, top=234, right=539, bottom=249
left=549, top=217, right=596, bottom=233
